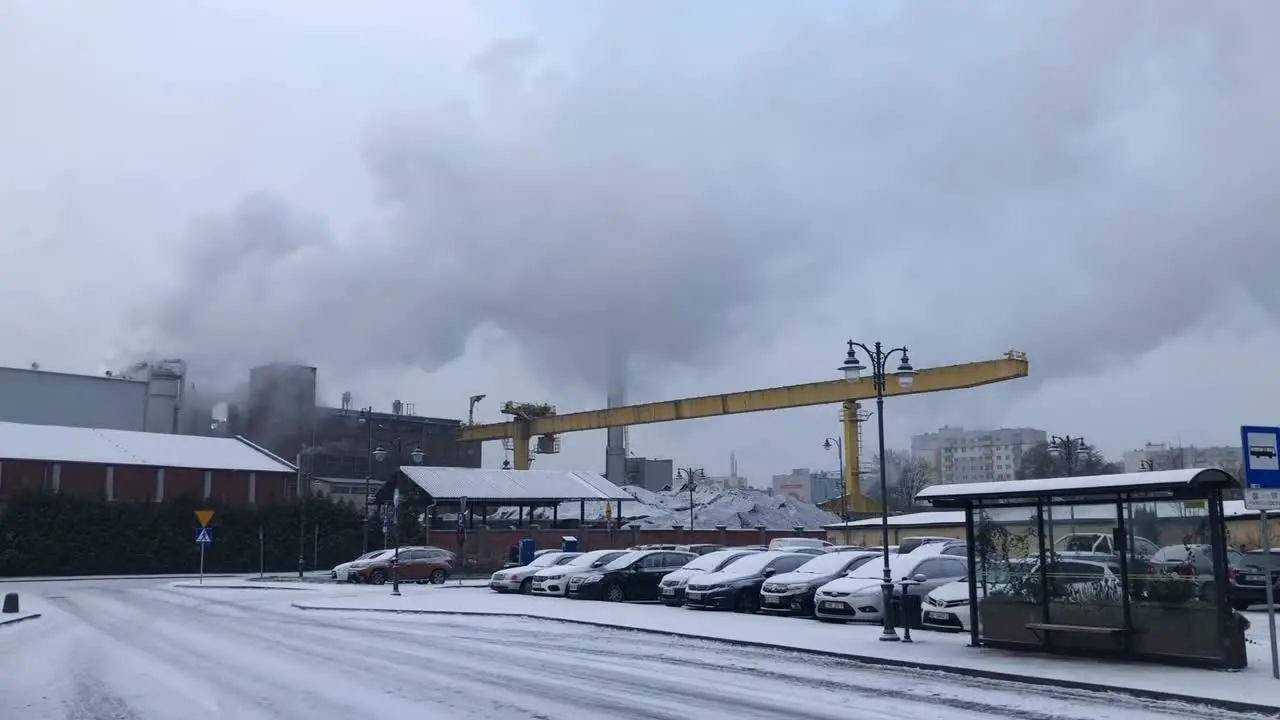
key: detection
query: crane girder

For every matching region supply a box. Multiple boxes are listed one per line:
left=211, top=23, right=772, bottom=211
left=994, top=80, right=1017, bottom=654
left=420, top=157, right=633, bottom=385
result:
left=459, top=353, right=1029, bottom=442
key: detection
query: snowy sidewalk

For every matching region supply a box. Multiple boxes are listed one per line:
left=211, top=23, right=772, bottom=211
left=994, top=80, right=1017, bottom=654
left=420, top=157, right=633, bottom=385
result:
left=289, top=584, right=1280, bottom=711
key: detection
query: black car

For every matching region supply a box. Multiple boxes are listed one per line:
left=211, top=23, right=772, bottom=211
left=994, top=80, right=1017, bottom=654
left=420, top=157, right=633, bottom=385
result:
left=567, top=550, right=696, bottom=602
left=1152, top=544, right=1279, bottom=610
left=684, top=551, right=811, bottom=612
left=759, top=551, right=879, bottom=616
left=659, top=548, right=762, bottom=606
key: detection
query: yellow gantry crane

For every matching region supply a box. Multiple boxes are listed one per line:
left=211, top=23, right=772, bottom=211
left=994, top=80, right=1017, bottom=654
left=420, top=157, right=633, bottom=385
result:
left=460, top=351, right=1030, bottom=512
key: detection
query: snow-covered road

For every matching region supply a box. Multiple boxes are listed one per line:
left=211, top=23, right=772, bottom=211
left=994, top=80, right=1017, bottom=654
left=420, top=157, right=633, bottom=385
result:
left=0, top=579, right=1256, bottom=719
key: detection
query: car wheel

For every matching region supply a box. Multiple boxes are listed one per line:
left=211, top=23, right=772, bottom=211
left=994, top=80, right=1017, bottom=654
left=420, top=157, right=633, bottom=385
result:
left=369, top=569, right=387, bottom=585
left=520, top=578, right=533, bottom=594
left=605, top=584, right=625, bottom=602
left=429, top=569, right=447, bottom=585
left=733, top=592, right=758, bottom=614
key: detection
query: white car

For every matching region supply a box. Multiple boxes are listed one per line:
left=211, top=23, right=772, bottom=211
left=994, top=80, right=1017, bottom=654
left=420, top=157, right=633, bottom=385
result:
left=332, top=550, right=387, bottom=581
left=658, top=548, right=762, bottom=605
left=813, top=545, right=965, bottom=623
left=490, top=551, right=582, bottom=593
left=768, top=537, right=833, bottom=551
left=531, top=550, right=630, bottom=596
left=920, top=558, right=1120, bottom=633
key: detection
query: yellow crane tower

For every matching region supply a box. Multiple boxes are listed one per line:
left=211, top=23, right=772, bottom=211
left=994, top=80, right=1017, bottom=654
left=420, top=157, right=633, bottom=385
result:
left=459, top=351, right=1029, bottom=512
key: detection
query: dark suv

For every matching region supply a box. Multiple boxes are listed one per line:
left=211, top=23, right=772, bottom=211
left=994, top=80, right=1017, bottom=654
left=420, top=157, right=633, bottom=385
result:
left=567, top=550, right=695, bottom=602
left=1151, top=544, right=1277, bottom=610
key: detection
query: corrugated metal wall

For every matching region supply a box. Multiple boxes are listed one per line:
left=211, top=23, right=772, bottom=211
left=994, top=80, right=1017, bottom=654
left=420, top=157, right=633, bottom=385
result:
left=0, top=367, right=149, bottom=431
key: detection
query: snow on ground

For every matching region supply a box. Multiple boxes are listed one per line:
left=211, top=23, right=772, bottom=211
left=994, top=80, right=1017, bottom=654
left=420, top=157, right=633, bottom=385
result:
left=487, top=484, right=840, bottom=530
left=0, top=577, right=1258, bottom=720
left=290, top=582, right=1280, bottom=711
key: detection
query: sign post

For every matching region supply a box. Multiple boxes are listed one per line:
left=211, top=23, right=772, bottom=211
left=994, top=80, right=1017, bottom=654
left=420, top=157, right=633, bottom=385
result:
left=457, top=496, right=468, bottom=586
left=194, top=510, right=215, bottom=585
left=1240, top=426, right=1280, bottom=680
left=259, top=526, right=265, bottom=580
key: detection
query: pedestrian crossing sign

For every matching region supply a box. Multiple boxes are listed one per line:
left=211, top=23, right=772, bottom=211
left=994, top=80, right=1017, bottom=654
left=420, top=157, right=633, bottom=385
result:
left=195, top=527, right=214, bottom=544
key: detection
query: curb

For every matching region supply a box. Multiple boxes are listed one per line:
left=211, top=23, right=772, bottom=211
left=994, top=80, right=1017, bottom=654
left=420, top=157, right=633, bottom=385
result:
left=0, top=574, right=242, bottom=584
left=290, top=603, right=1280, bottom=717
left=173, top=584, right=314, bottom=591
left=0, top=613, right=42, bottom=628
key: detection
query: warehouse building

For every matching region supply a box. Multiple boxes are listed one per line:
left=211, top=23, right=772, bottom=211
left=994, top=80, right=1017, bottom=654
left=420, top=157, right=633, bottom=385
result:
left=0, top=421, right=296, bottom=507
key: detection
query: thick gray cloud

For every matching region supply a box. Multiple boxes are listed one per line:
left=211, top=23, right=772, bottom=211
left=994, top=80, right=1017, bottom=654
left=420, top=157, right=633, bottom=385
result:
left=4, top=1, right=1280, bottom=477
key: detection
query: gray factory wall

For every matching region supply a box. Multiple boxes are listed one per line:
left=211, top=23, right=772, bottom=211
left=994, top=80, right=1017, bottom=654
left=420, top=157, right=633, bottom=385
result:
left=0, top=367, right=151, bottom=431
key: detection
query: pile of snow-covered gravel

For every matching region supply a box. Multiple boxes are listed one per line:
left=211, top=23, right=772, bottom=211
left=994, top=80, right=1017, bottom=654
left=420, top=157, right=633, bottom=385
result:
left=485, top=484, right=839, bottom=530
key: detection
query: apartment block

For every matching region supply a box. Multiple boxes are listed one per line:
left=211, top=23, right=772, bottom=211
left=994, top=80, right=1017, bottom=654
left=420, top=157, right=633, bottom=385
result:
left=911, top=426, right=1047, bottom=484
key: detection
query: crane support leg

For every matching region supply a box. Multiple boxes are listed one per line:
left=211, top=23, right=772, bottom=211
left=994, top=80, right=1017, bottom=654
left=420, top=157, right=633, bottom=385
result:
left=512, top=423, right=531, bottom=470
left=843, top=401, right=860, bottom=506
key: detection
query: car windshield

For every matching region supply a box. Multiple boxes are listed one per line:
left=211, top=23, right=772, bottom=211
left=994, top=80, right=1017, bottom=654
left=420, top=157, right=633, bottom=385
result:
left=565, top=551, right=611, bottom=567
left=683, top=550, right=742, bottom=572
left=719, top=552, right=784, bottom=575
left=528, top=553, right=563, bottom=568
left=602, top=551, right=645, bottom=570
left=849, top=552, right=927, bottom=580
left=793, top=552, right=866, bottom=574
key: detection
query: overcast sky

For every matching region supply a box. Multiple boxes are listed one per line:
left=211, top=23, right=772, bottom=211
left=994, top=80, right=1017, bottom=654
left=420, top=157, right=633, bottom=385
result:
left=2, top=1, right=1277, bottom=484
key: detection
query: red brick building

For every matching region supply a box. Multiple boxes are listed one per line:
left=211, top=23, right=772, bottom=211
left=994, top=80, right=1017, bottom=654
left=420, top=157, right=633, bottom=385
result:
left=0, top=421, right=297, bottom=506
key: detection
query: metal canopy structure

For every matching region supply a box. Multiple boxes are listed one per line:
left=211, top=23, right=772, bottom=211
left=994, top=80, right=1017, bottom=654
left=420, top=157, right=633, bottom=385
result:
left=397, top=466, right=631, bottom=505
left=916, top=468, right=1247, bottom=669
left=916, top=468, right=1237, bottom=508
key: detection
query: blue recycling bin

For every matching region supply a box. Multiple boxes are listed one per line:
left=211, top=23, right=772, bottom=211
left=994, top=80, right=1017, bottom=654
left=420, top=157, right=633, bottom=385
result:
left=560, top=536, right=578, bottom=553
left=518, top=538, right=536, bottom=566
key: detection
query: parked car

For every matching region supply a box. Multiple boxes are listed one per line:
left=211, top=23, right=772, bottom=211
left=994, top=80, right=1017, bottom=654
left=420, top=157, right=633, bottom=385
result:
left=332, top=549, right=388, bottom=581
left=768, top=538, right=833, bottom=551
left=826, top=545, right=869, bottom=553
left=629, top=544, right=680, bottom=551
left=568, top=550, right=695, bottom=602
left=920, top=557, right=1118, bottom=633
left=895, top=536, right=955, bottom=554
left=348, top=547, right=454, bottom=585
left=684, top=551, right=811, bottom=612
left=814, top=545, right=966, bottom=623
left=760, top=551, right=879, bottom=616
left=531, top=550, right=630, bottom=596
left=490, top=551, right=582, bottom=593
left=1152, top=544, right=1278, bottom=609
left=1056, top=532, right=1160, bottom=565
left=659, top=548, right=762, bottom=606
left=674, top=544, right=724, bottom=556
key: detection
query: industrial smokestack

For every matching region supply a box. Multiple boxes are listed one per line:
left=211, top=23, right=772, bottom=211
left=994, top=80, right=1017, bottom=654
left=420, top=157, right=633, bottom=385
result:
left=604, top=347, right=627, bottom=487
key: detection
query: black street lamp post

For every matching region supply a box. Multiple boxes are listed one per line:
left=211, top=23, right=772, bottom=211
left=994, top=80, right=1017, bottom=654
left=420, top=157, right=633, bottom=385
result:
left=676, top=467, right=706, bottom=530
left=839, top=339, right=917, bottom=642
left=1047, top=435, right=1091, bottom=535
left=823, top=436, right=847, bottom=523
left=357, top=407, right=375, bottom=555
left=373, top=438, right=425, bottom=597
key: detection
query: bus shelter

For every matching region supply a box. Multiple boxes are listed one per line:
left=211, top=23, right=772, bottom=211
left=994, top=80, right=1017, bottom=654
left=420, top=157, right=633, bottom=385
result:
left=916, top=468, right=1248, bottom=669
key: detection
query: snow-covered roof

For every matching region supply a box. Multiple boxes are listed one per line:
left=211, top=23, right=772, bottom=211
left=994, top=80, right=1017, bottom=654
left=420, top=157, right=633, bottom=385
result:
left=0, top=421, right=296, bottom=473
left=916, top=468, right=1237, bottom=507
left=826, top=510, right=967, bottom=530
left=399, top=466, right=633, bottom=503
left=826, top=500, right=1265, bottom=531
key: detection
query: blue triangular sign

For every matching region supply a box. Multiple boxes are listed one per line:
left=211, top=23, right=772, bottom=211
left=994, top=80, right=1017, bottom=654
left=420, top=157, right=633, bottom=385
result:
left=195, top=527, right=213, bottom=544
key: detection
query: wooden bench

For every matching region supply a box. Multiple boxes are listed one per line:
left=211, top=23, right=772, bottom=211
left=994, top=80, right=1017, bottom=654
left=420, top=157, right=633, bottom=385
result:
left=1025, top=622, right=1131, bottom=648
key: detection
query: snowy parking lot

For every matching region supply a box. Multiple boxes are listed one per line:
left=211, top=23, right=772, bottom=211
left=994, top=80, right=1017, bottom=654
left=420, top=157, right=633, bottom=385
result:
left=0, top=576, right=1276, bottom=719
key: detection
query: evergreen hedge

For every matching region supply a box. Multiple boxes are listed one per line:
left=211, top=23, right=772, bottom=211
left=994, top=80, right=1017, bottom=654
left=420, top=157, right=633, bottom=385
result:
left=0, top=493, right=378, bottom=577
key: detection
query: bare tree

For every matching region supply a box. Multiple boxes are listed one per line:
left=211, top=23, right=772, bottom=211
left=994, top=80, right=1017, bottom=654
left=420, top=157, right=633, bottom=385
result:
left=866, top=450, right=937, bottom=512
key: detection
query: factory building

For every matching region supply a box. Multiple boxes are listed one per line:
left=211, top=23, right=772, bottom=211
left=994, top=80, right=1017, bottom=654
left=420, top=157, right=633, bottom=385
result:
left=0, top=361, right=189, bottom=434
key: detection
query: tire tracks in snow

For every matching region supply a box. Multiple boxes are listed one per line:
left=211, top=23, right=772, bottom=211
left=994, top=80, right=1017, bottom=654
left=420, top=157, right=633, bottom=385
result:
left=154, top=586, right=1230, bottom=720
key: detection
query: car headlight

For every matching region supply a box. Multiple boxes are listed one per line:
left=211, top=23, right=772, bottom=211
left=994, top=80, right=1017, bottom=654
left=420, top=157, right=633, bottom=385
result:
left=542, top=573, right=565, bottom=581
left=707, top=585, right=730, bottom=593
left=491, top=573, right=506, bottom=580
left=582, top=574, right=604, bottom=583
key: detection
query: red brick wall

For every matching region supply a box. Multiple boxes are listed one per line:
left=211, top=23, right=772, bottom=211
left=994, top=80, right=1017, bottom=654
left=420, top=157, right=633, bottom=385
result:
left=256, top=472, right=292, bottom=505
left=60, top=462, right=105, bottom=500
left=0, top=459, right=49, bottom=497
left=408, top=527, right=829, bottom=573
left=112, top=465, right=154, bottom=502
left=208, top=470, right=247, bottom=505
left=165, top=467, right=204, bottom=501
